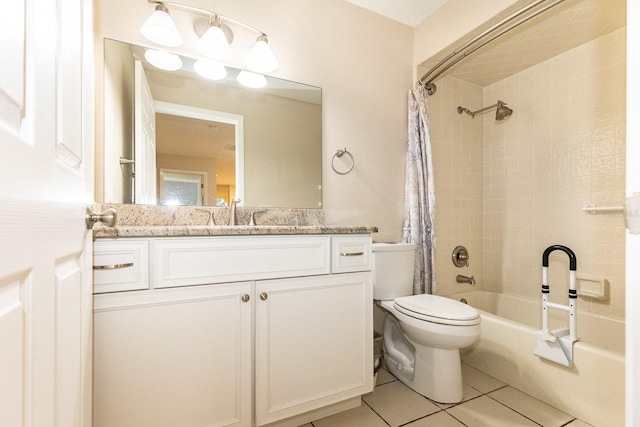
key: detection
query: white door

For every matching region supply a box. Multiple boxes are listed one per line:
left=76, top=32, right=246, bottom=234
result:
left=0, top=1, right=93, bottom=426
left=134, top=60, right=157, bottom=204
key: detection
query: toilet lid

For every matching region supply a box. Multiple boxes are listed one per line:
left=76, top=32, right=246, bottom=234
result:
left=393, top=294, right=480, bottom=326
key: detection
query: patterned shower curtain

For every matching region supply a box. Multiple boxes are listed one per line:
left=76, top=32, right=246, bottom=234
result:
left=402, top=86, right=436, bottom=295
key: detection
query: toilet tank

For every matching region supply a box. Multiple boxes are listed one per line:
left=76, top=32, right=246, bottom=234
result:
left=372, top=243, right=416, bottom=300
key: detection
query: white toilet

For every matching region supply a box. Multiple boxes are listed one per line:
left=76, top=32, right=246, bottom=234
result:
left=373, top=242, right=481, bottom=403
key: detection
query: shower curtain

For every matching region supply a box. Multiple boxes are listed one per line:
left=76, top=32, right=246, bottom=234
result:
left=403, top=86, right=436, bottom=295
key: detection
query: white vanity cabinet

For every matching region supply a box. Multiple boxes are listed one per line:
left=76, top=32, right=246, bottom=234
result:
left=92, top=234, right=373, bottom=427
left=255, top=272, right=372, bottom=425
left=93, top=282, right=252, bottom=427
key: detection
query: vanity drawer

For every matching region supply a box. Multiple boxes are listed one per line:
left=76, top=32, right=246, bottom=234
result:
left=331, top=236, right=372, bottom=273
left=93, top=239, right=149, bottom=293
left=152, top=236, right=331, bottom=288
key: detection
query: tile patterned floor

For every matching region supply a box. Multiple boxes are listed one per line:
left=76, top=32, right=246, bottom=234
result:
left=301, top=365, right=593, bottom=427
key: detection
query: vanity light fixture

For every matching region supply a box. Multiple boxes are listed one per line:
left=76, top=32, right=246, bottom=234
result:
left=245, top=35, right=279, bottom=73
left=140, top=3, right=183, bottom=47
left=144, top=49, right=183, bottom=71
left=196, top=16, right=233, bottom=60
left=140, top=1, right=279, bottom=74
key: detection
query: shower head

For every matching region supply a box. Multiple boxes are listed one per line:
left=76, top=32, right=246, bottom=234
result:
left=457, top=100, right=513, bottom=121
left=495, top=101, right=513, bottom=121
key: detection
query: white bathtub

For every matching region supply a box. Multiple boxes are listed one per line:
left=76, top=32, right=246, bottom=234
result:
left=447, top=290, right=625, bottom=427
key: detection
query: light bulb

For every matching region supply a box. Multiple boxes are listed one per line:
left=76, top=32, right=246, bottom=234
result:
left=245, top=35, right=278, bottom=73
left=140, top=5, right=183, bottom=47
left=193, top=59, right=227, bottom=80
left=144, top=49, right=183, bottom=71
left=197, top=24, right=232, bottom=60
left=237, top=70, right=267, bottom=88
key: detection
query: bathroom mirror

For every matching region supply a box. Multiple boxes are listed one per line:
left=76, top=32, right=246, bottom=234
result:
left=103, top=39, right=322, bottom=208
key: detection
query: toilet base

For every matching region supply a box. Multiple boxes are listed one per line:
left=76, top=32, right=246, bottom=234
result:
left=386, top=336, right=464, bottom=403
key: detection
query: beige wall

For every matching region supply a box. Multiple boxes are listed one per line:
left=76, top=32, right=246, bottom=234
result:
left=94, top=0, right=414, bottom=240
left=103, top=40, right=134, bottom=203
left=431, top=29, right=626, bottom=319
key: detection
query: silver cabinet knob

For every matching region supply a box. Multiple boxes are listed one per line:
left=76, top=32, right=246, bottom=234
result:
left=241, top=294, right=250, bottom=303
left=259, top=292, right=268, bottom=301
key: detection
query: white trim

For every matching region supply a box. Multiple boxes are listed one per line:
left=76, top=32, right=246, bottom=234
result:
left=154, top=101, right=245, bottom=205
left=626, top=1, right=640, bottom=425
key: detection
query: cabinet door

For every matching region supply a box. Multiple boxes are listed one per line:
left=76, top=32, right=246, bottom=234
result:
left=255, top=273, right=373, bottom=425
left=93, top=283, right=252, bottom=427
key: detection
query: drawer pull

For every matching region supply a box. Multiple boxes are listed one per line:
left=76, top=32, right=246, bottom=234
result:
left=93, top=263, right=134, bottom=270
left=241, top=294, right=250, bottom=303
left=340, top=252, right=364, bottom=257
left=260, top=292, right=268, bottom=301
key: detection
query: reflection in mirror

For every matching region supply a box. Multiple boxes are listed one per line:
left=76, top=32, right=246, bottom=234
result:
left=103, top=39, right=322, bottom=208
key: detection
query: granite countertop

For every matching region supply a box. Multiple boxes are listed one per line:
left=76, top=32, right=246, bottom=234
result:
left=92, top=205, right=377, bottom=238
left=93, top=224, right=378, bottom=238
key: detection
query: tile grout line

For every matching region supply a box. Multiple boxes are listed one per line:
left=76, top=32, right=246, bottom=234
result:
left=361, top=397, right=393, bottom=427
left=485, top=389, right=548, bottom=427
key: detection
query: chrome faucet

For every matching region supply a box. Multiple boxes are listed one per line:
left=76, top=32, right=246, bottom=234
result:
left=228, top=197, right=241, bottom=226
left=456, top=275, right=476, bottom=285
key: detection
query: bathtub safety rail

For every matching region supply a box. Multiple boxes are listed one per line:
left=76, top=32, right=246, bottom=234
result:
left=533, top=245, right=578, bottom=368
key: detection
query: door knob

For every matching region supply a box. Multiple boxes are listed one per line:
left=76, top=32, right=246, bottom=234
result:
left=259, top=292, right=268, bottom=301
left=241, top=294, right=250, bottom=302
left=85, top=207, right=117, bottom=230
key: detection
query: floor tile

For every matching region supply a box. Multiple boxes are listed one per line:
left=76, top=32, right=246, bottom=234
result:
left=311, top=403, right=388, bottom=427
left=434, top=383, right=483, bottom=409
left=461, top=364, right=506, bottom=393
left=363, top=381, right=440, bottom=427
left=404, top=411, right=466, bottom=426
left=489, top=386, right=573, bottom=427
left=375, top=368, right=397, bottom=386
left=446, top=395, right=539, bottom=427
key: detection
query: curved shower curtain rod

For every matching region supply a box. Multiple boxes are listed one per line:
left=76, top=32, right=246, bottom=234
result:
left=417, top=0, right=567, bottom=95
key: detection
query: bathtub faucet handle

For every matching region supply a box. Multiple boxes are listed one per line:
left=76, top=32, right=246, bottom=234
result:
left=452, top=246, right=470, bottom=267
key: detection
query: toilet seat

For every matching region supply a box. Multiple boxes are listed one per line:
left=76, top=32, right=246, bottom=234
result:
left=393, top=294, right=480, bottom=326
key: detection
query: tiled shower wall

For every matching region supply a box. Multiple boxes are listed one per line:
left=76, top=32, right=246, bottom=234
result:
left=432, top=28, right=626, bottom=319
left=429, top=77, right=484, bottom=296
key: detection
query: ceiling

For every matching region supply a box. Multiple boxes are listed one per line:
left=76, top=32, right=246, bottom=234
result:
left=343, top=0, right=447, bottom=27
left=418, top=0, right=626, bottom=87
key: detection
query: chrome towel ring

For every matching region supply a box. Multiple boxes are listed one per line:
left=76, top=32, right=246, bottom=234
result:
left=332, top=148, right=354, bottom=175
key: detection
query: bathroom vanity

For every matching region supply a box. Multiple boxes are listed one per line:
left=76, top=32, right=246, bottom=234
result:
left=92, top=228, right=374, bottom=427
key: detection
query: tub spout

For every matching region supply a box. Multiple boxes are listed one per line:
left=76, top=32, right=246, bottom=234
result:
left=456, top=274, right=476, bottom=285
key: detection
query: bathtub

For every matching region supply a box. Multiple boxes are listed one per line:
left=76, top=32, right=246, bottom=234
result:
left=446, top=290, right=625, bottom=427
